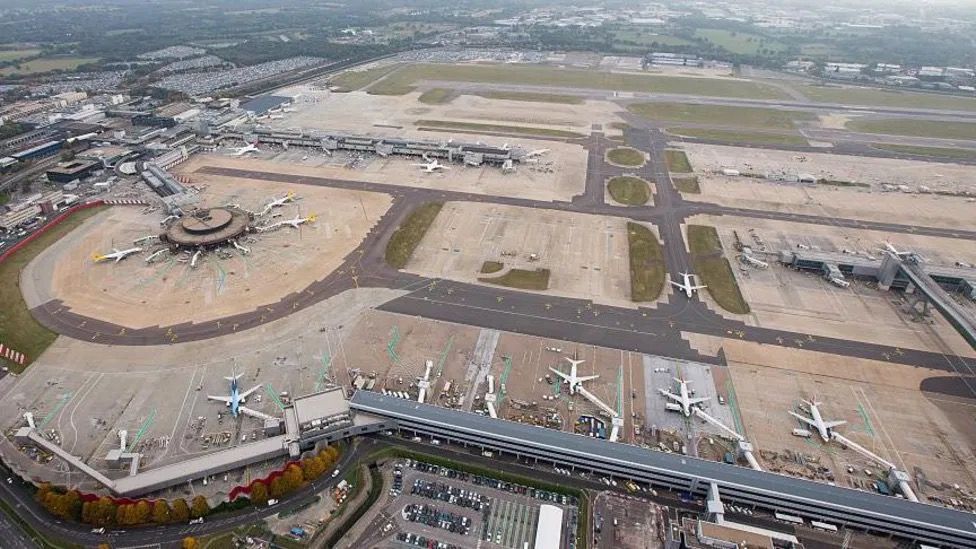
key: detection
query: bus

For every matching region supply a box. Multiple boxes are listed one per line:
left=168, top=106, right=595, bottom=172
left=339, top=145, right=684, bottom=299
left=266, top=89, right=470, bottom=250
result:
left=774, top=512, right=804, bottom=525
left=811, top=521, right=838, bottom=533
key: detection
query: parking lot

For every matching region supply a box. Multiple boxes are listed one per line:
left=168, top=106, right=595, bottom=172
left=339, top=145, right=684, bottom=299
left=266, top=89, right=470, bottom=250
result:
left=365, top=459, right=580, bottom=549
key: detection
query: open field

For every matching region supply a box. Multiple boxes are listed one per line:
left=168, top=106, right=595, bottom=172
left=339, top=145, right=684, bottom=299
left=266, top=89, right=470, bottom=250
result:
left=606, top=147, right=645, bottom=167
left=386, top=202, right=443, bottom=269
left=694, top=29, right=786, bottom=56
left=667, top=127, right=809, bottom=146
left=0, top=48, right=41, bottom=62
left=467, top=90, right=584, bottom=104
left=664, top=149, right=693, bottom=173
left=690, top=213, right=976, bottom=356
left=0, top=206, right=105, bottom=371
left=869, top=143, right=976, bottom=160
left=0, top=56, right=99, bottom=76
left=846, top=118, right=976, bottom=140
left=328, top=64, right=401, bottom=91
left=417, top=88, right=454, bottom=105
left=686, top=224, right=750, bottom=314
left=607, top=176, right=651, bottom=206
left=22, top=157, right=393, bottom=328
left=365, top=63, right=788, bottom=99
left=673, top=176, right=701, bottom=194
left=722, top=340, right=976, bottom=501
left=627, top=102, right=814, bottom=130
left=612, top=28, right=694, bottom=49
left=415, top=119, right=584, bottom=139
left=626, top=222, right=665, bottom=302
left=405, top=202, right=637, bottom=306
left=800, top=85, right=976, bottom=112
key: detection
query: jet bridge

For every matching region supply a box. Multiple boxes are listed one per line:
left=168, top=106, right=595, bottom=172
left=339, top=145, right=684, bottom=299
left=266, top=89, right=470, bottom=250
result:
left=888, top=255, right=976, bottom=350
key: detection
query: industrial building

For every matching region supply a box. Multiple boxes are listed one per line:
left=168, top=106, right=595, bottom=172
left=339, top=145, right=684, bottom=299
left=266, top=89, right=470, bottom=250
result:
left=46, top=159, right=101, bottom=183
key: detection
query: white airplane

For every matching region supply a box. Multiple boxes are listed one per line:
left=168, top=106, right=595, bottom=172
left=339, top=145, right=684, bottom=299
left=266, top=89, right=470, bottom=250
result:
left=207, top=372, right=261, bottom=418
left=259, top=192, right=296, bottom=216
left=228, top=143, right=260, bottom=156
left=789, top=399, right=846, bottom=442
left=279, top=213, right=316, bottom=229
left=669, top=272, right=707, bottom=298
left=524, top=148, right=550, bottom=159
left=881, top=241, right=912, bottom=257
left=659, top=378, right=709, bottom=417
left=413, top=157, right=450, bottom=173
left=92, top=247, right=143, bottom=263
left=549, top=357, right=598, bottom=395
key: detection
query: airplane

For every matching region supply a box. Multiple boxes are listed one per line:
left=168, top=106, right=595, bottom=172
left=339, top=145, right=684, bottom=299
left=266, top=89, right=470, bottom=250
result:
left=549, top=357, right=599, bottom=395
left=413, top=156, right=450, bottom=173
left=92, top=247, right=143, bottom=263
left=881, top=241, right=912, bottom=257
left=207, top=371, right=261, bottom=418
left=259, top=192, right=296, bottom=216
left=659, top=377, right=709, bottom=417
left=228, top=143, right=260, bottom=156
left=789, top=399, right=846, bottom=442
left=524, top=148, right=550, bottom=159
left=279, top=214, right=316, bottom=229
left=669, top=272, right=707, bottom=298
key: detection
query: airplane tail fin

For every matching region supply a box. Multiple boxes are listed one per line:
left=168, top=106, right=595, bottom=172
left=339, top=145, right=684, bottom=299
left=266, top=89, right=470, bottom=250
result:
left=91, top=253, right=105, bottom=262
left=224, top=373, right=243, bottom=381
left=306, top=214, right=317, bottom=223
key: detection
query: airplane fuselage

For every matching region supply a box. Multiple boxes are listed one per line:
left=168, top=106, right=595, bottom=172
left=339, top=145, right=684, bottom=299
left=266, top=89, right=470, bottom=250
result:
left=810, top=403, right=830, bottom=441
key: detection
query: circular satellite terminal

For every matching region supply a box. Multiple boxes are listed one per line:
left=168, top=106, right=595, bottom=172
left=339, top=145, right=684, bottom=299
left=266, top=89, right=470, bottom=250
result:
left=163, top=207, right=251, bottom=248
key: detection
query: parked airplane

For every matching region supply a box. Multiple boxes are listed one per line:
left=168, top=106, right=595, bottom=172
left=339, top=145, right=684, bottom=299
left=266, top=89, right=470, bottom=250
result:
left=207, top=372, right=261, bottom=418
left=524, top=148, right=550, bottom=159
left=259, top=192, right=296, bottom=216
left=659, top=378, right=709, bottom=417
left=228, top=143, right=260, bottom=156
left=280, top=214, right=316, bottom=229
left=880, top=241, right=912, bottom=257
left=549, top=357, right=598, bottom=395
left=92, top=247, right=143, bottom=263
left=789, top=399, right=846, bottom=442
left=669, top=272, right=707, bottom=298
left=413, top=157, right=450, bottom=173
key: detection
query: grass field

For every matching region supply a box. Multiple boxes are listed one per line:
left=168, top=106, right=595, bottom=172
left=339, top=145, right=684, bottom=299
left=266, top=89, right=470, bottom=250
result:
left=845, top=118, right=976, bottom=140
left=367, top=63, right=787, bottom=99
left=480, top=260, right=504, bottom=274
left=667, top=127, right=808, bottom=146
left=687, top=224, right=749, bottom=314
left=673, top=176, right=701, bottom=193
left=607, top=176, right=651, bottom=205
left=478, top=268, right=551, bottom=291
left=664, top=149, right=693, bottom=173
left=801, top=85, right=976, bottom=112
left=612, top=28, right=694, bottom=49
left=0, top=206, right=106, bottom=372
left=627, top=102, right=814, bottom=130
left=415, top=120, right=583, bottom=138
left=418, top=87, right=454, bottom=105
left=0, top=56, right=99, bottom=76
left=606, top=147, right=645, bottom=166
left=694, top=29, right=786, bottom=56
left=329, top=64, right=401, bottom=91
left=469, top=90, right=584, bottom=104
left=0, top=48, right=41, bottom=62
left=385, top=202, right=443, bottom=269
left=870, top=143, right=976, bottom=160
left=627, top=222, right=665, bottom=302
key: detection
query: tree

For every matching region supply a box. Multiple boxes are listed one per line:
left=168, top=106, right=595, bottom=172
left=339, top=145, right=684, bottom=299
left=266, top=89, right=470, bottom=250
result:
left=152, top=499, right=171, bottom=523
left=282, top=463, right=304, bottom=492
left=189, top=495, right=209, bottom=519
left=249, top=481, right=269, bottom=506
left=171, top=498, right=190, bottom=523
left=182, top=537, right=199, bottom=549
left=133, top=500, right=151, bottom=524
left=269, top=476, right=286, bottom=499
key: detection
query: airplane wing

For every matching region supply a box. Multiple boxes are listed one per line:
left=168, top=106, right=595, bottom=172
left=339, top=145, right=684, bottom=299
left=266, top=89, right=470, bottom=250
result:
left=577, top=375, right=599, bottom=383
left=207, top=395, right=232, bottom=404
left=548, top=367, right=571, bottom=381
left=688, top=397, right=710, bottom=405
left=238, top=405, right=275, bottom=421
left=691, top=285, right=708, bottom=291
left=668, top=280, right=683, bottom=289
left=788, top=410, right=818, bottom=428
left=823, top=420, right=847, bottom=429
left=658, top=389, right=681, bottom=402
left=239, top=385, right=262, bottom=400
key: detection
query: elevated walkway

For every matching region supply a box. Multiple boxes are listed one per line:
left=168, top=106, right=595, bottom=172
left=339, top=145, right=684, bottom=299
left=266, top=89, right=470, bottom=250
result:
left=899, top=260, right=976, bottom=349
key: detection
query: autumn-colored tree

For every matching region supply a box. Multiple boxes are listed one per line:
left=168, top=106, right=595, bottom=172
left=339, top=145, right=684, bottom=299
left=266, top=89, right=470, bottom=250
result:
left=249, top=481, right=269, bottom=506
left=171, top=498, right=191, bottom=523
left=91, top=497, right=117, bottom=526
left=269, top=476, right=286, bottom=498
left=189, top=495, right=209, bottom=519
left=115, top=503, right=130, bottom=526
left=133, top=500, right=151, bottom=524
left=282, top=463, right=304, bottom=492
left=152, top=499, right=172, bottom=523
left=182, top=537, right=199, bottom=549
left=63, top=490, right=83, bottom=521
